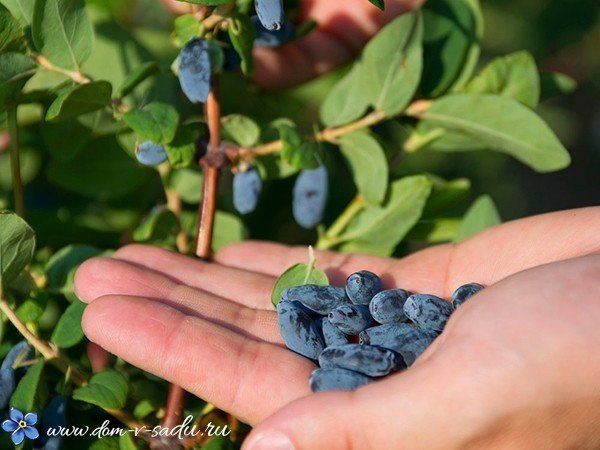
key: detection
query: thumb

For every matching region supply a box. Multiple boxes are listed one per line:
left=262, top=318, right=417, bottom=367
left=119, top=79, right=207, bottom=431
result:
left=240, top=360, right=470, bottom=450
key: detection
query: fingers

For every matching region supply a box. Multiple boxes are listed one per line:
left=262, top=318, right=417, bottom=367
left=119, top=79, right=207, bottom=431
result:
left=77, top=244, right=275, bottom=310
left=217, top=207, right=600, bottom=296
left=82, top=295, right=314, bottom=424
left=113, top=244, right=276, bottom=310
left=75, top=257, right=281, bottom=344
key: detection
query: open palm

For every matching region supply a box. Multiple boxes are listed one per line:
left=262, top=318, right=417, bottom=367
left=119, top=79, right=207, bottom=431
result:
left=74, top=207, right=600, bottom=449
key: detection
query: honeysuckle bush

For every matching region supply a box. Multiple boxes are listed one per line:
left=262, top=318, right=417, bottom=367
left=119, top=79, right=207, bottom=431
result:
left=0, top=0, right=577, bottom=448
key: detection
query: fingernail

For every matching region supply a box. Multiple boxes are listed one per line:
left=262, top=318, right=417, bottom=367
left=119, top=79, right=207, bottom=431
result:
left=244, top=432, right=295, bottom=450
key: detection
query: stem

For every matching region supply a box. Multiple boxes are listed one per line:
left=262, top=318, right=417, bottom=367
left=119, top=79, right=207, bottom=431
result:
left=7, top=107, right=25, bottom=217
left=35, top=56, right=91, bottom=84
left=0, top=297, right=147, bottom=432
left=161, top=80, right=225, bottom=439
left=316, top=195, right=365, bottom=250
left=240, top=110, right=387, bottom=159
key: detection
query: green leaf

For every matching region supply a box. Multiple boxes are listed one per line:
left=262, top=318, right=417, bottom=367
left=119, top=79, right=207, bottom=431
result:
left=0, top=52, right=36, bottom=108
left=453, top=195, right=501, bottom=242
left=0, top=210, right=35, bottom=292
left=0, top=0, right=34, bottom=26
left=278, top=123, right=321, bottom=169
left=222, top=114, right=260, bottom=147
left=360, top=12, right=423, bottom=116
left=174, top=14, right=200, bottom=46
left=338, top=131, right=388, bottom=205
left=168, top=167, right=203, bottom=203
left=255, top=153, right=299, bottom=180
left=119, top=434, right=139, bottom=450
left=213, top=211, right=248, bottom=251
left=336, top=175, right=432, bottom=252
left=465, top=51, right=540, bottom=108
left=10, top=359, right=46, bottom=412
left=0, top=4, right=24, bottom=52
left=540, top=71, right=577, bottom=100
left=271, top=260, right=329, bottom=306
left=73, top=369, right=128, bottom=409
left=421, top=0, right=483, bottom=97
left=416, top=93, right=571, bottom=172
left=165, top=124, right=201, bottom=169
left=47, top=135, right=152, bottom=200
left=117, top=62, right=159, bottom=97
left=41, top=118, right=92, bottom=162
left=45, top=244, right=103, bottom=296
left=320, top=63, right=369, bottom=127
left=46, top=81, right=112, bottom=121
left=368, top=0, right=384, bottom=10
left=51, top=299, right=86, bottom=348
left=123, top=102, right=179, bottom=144
left=32, top=0, right=94, bottom=71
left=423, top=176, right=470, bottom=217
left=133, top=206, right=180, bottom=246
left=407, top=217, right=462, bottom=243
left=15, top=291, right=48, bottom=323
left=228, top=14, right=255, bottom=75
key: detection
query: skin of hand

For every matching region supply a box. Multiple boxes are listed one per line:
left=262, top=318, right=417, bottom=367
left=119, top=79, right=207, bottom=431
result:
left=74, top=207, right=600, bottom=449
left=161, top=0, right=424, bottom=89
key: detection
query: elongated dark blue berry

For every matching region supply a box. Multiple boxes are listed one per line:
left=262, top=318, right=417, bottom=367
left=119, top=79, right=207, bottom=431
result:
left=309, top=368, right=373, bottom=392
left=452, top=282, right=484, bottom=309
left=255, top=0, right=284, bottom=31
left=0, top=368, right=15, bottom=409
left=292, top=165, right=328, bottom=229
left=252, top=16, right=294, bottom=47
left=404, top=294, right=454, bottom=332
left=359, top=323, right=417, bottom=345
left=233, top=167, right=262, bottom=214
left=278, top=301, right=324, bottom=360
left=320, top=318, right=348, bottom=346
left=345, top=270, right=383, bottom=305
left=376, top=328, right=439, bottom=366
left=319, top=344, right=397, bottom=377
left=178, top=38, right=211, bottom=103
left=136, top=141, right=167, bottom=166
left=369, top=289, right=411, bottom=324
left=328, top=304, right=373, bottom=335
left=281, top=285, right=349, bottom=315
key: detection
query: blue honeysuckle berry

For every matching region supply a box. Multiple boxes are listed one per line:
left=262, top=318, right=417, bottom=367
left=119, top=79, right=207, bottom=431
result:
left=319, top=344, right=398, bottom=377
left=178, top=38, right=211, bottom=104
left=233, top=167, right=262, bottom=215
left=255, top=0, right=284, bottom=31
left=281, top=284, right=350, bottom=315
left=277, top=300, right=325, bottom=360
left=328, top=304, right=374, bottom=335
left=292, top=165, right=328, bottom=229
left=452, top=282, right=485, bottom=309
left=369, top=289, right=411, bottom=324
left=309, top=368, right=373, bottom=393
left=345, top=270, right=383, bottom=305
left=403, top=294, right=454, bottom=332
left=136, top=141, right=168, bottom=166
left=2, top=408, right=39, bottom=445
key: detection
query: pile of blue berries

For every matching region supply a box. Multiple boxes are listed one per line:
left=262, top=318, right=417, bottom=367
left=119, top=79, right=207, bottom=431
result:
left=277, top=271, right=484, bottom=392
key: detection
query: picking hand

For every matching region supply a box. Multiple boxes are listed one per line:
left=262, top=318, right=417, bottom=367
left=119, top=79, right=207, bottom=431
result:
left=74, top=207, right=600, bottom=449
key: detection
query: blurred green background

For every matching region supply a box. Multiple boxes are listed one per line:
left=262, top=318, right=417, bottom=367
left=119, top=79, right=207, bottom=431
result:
left=1, top=0, right=598, bottom=250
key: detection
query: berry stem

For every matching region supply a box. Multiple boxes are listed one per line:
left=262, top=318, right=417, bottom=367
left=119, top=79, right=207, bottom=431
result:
left=7, top=107, right=25, bottom=218
left=316, top=194, right=365, bottom=249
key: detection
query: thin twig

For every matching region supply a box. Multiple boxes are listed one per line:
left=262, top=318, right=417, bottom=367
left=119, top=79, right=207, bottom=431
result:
left=7, top=107, right=25, bottom=217
left=239, top=110, right=387, bottom=159
left=35, top=56, right=91, bottom=84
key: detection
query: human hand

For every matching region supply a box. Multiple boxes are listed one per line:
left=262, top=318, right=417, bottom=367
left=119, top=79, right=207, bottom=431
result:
left=74, top=207, right=600, bottom=449
left=161, top=0, right=423, bottom=89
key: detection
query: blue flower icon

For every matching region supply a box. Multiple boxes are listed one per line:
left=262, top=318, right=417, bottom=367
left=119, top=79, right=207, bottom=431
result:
left=1, top=408, right=39, bottom=445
